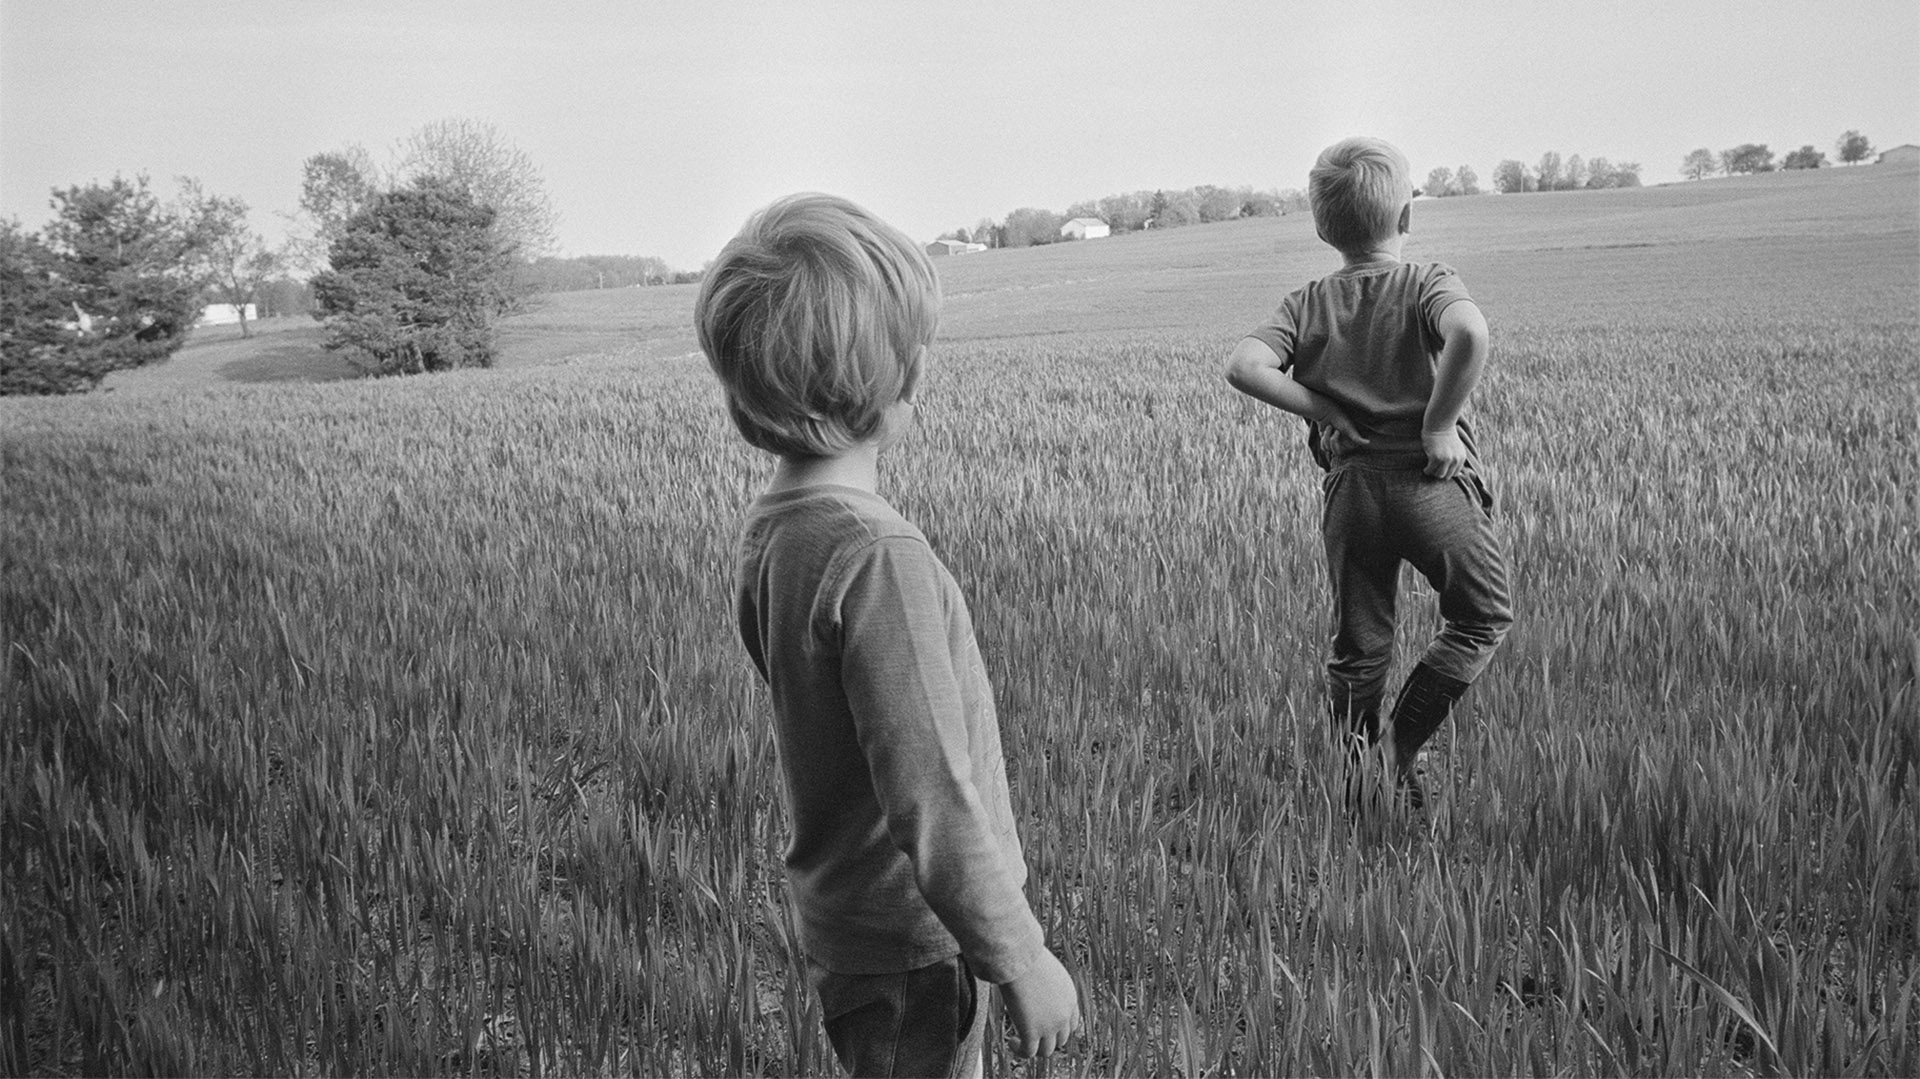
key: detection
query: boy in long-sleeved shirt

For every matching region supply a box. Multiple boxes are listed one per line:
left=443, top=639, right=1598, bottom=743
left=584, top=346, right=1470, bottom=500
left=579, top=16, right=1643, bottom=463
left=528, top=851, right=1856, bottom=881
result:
left=699, top=192, right=1080, bottom=1076
left=1226, top=138, right=1515, bottom=812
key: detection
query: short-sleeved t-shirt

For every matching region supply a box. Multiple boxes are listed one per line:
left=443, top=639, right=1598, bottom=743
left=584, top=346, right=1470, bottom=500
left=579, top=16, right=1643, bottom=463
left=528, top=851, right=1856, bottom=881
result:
left=733, top=484, right=1045, bottom=982
left=1246, top=257, right=1476, bottom=465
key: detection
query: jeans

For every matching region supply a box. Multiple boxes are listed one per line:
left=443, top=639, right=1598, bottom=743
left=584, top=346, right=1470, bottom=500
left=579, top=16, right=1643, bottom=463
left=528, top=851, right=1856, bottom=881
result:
left=1321, top=458, right=1514, bottom=718
left=806, top=954, right=988, bottom=1078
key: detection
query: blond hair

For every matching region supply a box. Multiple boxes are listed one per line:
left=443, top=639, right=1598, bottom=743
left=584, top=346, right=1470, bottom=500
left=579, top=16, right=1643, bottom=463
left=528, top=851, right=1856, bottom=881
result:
left=696, top=193, right=939, bottom=457
left=1309, top=137, right=1414, bottom=251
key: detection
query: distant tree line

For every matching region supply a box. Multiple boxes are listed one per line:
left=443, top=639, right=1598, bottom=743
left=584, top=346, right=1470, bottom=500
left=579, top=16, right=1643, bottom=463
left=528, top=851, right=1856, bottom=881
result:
left=520, top=255, right=702, bottom=292
left=1486, top=153, right=1644, bottom=195
left=940, top=183, right=1309, bottom=249
left=944, top=153, right=1663, bottom=249
left=255, top=254, right=701, bottom=312
left=1680, top=130, right=1877, bottom=180
left=1419, top=164, right=1483, bottom=197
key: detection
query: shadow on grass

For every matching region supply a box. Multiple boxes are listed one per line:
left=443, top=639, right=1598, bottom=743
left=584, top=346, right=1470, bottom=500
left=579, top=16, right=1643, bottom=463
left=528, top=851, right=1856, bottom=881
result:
left=215, top=337, right=361, bottom=384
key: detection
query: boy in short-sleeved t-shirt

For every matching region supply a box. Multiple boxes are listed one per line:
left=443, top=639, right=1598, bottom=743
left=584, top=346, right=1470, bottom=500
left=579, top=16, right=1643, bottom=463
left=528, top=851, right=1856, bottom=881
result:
left=1248, top=259, right=1478, bottom=467
left=1227, top=138, right=1514, bottom=812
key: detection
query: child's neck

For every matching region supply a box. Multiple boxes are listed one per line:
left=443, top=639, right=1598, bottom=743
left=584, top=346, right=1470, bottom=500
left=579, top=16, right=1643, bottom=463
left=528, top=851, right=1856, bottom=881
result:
left=768, top=443, right=881, bottom=495
left=1341, top=234, right=1405, bottom=267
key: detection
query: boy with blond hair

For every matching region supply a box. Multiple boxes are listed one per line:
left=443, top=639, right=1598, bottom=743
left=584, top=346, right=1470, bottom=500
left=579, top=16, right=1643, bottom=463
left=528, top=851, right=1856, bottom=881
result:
left=1226, top=137, right=1515, bottom=811
left=699, top=192, right=1080, bottom=1076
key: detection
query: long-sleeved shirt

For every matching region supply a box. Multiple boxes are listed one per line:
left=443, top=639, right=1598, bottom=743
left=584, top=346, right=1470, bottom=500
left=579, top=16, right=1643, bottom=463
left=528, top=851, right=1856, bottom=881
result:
left=733, top=483, right=1046, bottom=982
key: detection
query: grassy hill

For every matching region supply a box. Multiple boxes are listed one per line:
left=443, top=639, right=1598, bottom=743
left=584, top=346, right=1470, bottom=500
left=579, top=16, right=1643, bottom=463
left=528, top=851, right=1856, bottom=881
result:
left=101, top=160, right=1917, bottom=394
left=3, top=161, right=1917, bottom=1076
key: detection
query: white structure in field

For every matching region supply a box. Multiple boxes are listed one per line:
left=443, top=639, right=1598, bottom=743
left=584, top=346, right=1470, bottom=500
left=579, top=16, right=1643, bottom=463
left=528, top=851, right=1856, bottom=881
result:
left=197, top=303, right=257, bottom=326
left=926, top=239, right=987, bottom=257
left=1059, top=217, right=1110, bottom=240
left=1877, top=144, right=1920, bottom=165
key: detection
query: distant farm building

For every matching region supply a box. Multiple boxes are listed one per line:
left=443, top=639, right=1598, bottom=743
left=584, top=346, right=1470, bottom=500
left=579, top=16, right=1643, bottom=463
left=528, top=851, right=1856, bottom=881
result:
left=196, top=303, right=257, bottom=326
left=1877, top=144, right=1920, bottom=165
left=1060, top=217, right=1111, bottom=240
left=926, top=239, right=987, bottom=257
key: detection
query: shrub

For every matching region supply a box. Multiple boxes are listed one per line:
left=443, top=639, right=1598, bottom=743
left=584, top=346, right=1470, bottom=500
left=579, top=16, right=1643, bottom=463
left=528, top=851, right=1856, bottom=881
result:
left=311, top=178, right=520, bottom=375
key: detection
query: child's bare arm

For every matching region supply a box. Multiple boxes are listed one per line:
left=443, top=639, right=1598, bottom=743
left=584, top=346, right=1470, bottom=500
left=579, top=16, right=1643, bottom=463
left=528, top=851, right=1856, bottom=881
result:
left=1422, top=301, right=1489, bottom=479
left=1225, top=337, right=1370, bottom=446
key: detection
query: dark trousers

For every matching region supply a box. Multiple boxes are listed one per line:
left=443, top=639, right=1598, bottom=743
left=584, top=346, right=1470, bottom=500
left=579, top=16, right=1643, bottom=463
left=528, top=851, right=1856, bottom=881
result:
left=806, top=954, right=988, bottom=1078
left=1321, top=459, right=1513, bottom=719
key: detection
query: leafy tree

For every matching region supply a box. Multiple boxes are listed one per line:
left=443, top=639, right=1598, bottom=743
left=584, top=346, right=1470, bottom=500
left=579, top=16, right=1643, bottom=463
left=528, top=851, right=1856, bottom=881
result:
left=395, top=118, right=559, bottom=259
left=1579, top=159, right=1643, bottom=189
left=1001, top=207, right=1064, bottom=247
left=1782, top=145, right=1827, bottom=170
left=1152, top=190, right=1200, bottom=227
left=0, top=220, right=91, bottom=395
left=972, top=217, right=1001, bottom=248
left=285, top=145, right=379, bottom=276
left=256, top=276, right=313, bottom=318
left=1455, top=164, right=1480, bottom=196
left=1422, top=167, right=1455, bottom=197
left=1536, top=151, right=1563, bottom=192
left=1492, top=159, right=1531, bottom=194
left=1682, top=148, right=1719, bottom=180
left=1239, top=188, right=1288, bottom=217
left=1062, top=200, right=1102, bottom=222
left=1563, top=155, right=1586, bottom=191
left=1836, top=130, right=1873, bottom=165
left=1, top=174, right=212, bottom=395
left=311, top=177, right=519, bottom=375
left=178, top=180, right=282, bottom=337
left=1098, top=192, right=1151, bottom=232
left=1194, top=185, right=1243, bottom=222
left=1722, top=143, right=1774, bottom=174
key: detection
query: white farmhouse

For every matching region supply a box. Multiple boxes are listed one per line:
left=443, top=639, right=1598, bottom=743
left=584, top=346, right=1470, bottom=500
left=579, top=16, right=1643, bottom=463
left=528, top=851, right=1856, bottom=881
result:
left=1059, top=217, right=1110, bottom=240
left=197, top=303, right=257, bottom=326
left=926, top=239, right=987, bottom=257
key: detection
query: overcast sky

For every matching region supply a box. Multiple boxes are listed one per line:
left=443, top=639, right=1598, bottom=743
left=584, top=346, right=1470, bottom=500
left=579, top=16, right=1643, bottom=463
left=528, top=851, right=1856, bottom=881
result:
left=3, top=0, right=1915, bottom=269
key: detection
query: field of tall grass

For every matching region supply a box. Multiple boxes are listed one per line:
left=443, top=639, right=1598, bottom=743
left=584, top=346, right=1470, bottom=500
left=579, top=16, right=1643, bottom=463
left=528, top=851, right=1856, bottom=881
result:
left=4, top=164, right=1917, bottom=1075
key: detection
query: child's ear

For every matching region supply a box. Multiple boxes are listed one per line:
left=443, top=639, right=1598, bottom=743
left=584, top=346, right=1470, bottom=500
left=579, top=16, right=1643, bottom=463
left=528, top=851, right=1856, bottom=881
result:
left=1398, top=203, right=1411, bottom=235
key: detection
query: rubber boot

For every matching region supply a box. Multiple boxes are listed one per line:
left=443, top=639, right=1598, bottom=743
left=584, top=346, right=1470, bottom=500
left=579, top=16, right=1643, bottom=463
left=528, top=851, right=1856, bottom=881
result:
left=1387, top=663, right=1471, bottom=811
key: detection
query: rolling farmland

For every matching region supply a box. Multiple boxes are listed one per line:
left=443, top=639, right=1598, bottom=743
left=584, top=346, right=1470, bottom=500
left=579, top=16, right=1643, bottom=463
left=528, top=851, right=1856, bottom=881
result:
left=4, top=163, right=1917, bottom=1075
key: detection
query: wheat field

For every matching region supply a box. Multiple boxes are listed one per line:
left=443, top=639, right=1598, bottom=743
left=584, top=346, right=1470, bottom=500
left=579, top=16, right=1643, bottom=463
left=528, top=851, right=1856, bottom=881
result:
left=4, top=165, right=1917, bottom=1076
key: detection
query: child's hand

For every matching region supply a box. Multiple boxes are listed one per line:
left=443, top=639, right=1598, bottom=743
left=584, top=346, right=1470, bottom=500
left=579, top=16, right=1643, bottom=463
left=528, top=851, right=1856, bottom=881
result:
left=1422, top=428, right=1469, bottom=479
left=1000, top=951, right=1082, bottom=1059
left=1306, top=397, right=1371, bottom=447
